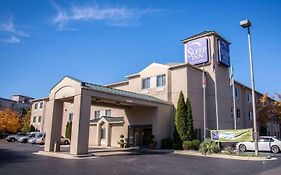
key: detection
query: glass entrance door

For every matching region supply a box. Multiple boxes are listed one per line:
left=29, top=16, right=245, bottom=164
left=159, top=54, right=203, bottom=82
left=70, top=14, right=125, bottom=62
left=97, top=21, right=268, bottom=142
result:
left=128, top=125, right=152, bottom=148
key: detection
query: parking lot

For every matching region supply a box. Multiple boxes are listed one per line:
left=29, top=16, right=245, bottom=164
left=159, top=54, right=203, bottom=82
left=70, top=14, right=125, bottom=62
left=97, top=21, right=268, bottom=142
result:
left=1, top=140, right=281, bottom=175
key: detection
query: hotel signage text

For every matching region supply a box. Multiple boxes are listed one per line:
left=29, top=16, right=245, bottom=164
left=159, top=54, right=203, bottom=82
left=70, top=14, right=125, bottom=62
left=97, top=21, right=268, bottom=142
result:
left=218, top=40, right=230, bottom=67
left=186, top=37, right=209, bottom=65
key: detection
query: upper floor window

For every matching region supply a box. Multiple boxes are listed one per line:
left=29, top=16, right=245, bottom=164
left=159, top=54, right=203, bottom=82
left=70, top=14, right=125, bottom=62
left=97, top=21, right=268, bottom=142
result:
left=38, top=116, right=42, bottom=123
left=40, top=102, right=43, bottom=109
left=105, top=109, right=111, bottom=117
left=69, top=113, right=73, bottom=121
left=34, top=103, right=38, bottom=110
left=33, top=116, right=36, bottom=123
left=235, top=88, right=240, bottom=99
left=247, top=93, right=252, bottom=103
left=157, top=74, right=166, bottom=87
left=142, top=77, right=150, bottom=89
left=94, top=110, right=100, bottom=119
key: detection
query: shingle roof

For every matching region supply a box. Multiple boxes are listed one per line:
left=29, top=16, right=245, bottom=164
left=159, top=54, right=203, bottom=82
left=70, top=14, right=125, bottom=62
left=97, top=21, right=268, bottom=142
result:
left=90, top=116, right=124, bottom=123
left=65, top=76, right=171, bottom=105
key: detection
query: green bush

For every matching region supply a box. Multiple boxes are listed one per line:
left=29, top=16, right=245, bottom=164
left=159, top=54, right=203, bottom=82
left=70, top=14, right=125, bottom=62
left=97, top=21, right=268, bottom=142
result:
left=192, top=139, right=201, bottom=150
left=182, top=141, right=193, bottom=150
left=173, top=143, right=183, bottom=150
left=161, top=138, right=173, bottom=149
left=29, top=124, right=36, bottom=132
left=199, top=139, right=220, bottom=155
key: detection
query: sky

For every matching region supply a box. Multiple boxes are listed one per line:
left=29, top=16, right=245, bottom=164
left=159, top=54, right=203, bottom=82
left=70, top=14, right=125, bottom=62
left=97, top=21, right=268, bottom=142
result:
left=0, top=0, right=281, bottom=99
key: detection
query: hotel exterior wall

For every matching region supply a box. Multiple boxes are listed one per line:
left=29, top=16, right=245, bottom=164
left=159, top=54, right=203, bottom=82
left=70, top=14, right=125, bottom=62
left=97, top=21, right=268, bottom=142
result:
left=31, top=99, right=47, bottom=131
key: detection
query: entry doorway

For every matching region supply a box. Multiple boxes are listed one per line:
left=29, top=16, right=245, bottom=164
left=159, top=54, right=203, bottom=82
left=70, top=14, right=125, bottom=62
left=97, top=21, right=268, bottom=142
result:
left=128, top=125, right=152, bottom=148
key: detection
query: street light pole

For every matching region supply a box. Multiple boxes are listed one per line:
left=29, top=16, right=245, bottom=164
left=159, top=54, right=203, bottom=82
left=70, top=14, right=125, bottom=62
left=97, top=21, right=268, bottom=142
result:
left=240, top=19, right=259, bottom=155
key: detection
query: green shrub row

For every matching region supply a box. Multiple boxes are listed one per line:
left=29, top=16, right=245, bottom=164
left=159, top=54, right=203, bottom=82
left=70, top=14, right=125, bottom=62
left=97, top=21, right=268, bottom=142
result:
left=182, top=139, right=201, bottom=150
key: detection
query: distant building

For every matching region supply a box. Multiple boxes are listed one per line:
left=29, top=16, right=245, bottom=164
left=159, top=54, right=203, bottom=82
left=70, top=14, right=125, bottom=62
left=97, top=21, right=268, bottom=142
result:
left=30, top=98, right=48, bottom=131
left=0, top=95, right=34, bottom=116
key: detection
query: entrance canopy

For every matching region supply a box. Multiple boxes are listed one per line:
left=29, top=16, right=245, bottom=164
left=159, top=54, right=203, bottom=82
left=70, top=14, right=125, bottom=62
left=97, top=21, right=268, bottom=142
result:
left=44, top=76, right=172, bottom=155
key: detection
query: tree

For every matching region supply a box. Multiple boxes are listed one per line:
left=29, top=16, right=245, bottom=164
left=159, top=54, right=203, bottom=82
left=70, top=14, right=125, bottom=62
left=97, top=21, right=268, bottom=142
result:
left=175, top=91, right=188, bottom=142
left=256, top=94, right=281, bottom=128
left=21, top=108, right=31, bottom=132
left=186, top=96, right=195, bottom=140
left=65, top=121, right=72, bottom=140
left=256, top=93, right=281, bottom=130
left=29, top=124, right=36, bottom=132
left=0, top=108, right=21, bottom=133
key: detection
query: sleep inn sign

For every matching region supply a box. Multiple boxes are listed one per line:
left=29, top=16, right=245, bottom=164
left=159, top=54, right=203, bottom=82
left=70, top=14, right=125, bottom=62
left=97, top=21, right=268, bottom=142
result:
left=185, top=37, right=209, bottom=65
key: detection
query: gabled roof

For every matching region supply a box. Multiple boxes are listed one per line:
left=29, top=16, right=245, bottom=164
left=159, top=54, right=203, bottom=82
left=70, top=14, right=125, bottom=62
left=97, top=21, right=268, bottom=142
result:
left=90, top=116, right=124, bottom=124
left=61, top=76, right=171, bottom=105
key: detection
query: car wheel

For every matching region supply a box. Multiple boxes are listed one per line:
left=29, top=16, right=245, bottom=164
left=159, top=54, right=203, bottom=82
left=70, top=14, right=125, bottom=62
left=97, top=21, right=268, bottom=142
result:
left=239, top=144, right=247, bottom=152
left=271, top=145, right=280, bottom=154
left=64, top=140, right=70, bottom=145
left=23, top=139, right=28, bottom=143
left=11, top=138, right=16, bottom=142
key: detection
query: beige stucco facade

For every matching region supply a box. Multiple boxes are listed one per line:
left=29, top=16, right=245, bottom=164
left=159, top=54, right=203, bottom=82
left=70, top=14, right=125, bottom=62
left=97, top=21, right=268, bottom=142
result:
left=31, top=31, right=280, bottom=155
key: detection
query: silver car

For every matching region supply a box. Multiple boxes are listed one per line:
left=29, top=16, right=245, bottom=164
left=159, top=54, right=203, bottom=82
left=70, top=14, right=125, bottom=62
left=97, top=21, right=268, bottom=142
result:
left=237, top=136, right=281, bottom=153
left=18, top=132, right=40, bottom=143
left=28, top=132, right=45, bottom=144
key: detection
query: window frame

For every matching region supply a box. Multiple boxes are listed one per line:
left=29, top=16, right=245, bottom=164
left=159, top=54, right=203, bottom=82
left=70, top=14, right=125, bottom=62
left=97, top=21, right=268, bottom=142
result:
left=141, top=77, right=151, bottom=89
left=156, top=74, right=166, bottom=87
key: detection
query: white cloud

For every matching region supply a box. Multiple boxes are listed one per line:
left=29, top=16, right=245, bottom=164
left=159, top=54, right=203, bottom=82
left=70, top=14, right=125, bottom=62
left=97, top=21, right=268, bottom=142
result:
left=51, top=2, right=163, bottom=30
left=0, top=18, right=29, bottom=44
left=1, top=36, right=20, bottom=44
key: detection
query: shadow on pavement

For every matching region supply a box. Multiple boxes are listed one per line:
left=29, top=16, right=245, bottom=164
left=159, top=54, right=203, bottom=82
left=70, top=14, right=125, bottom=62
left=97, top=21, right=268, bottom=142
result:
left=0, top=148, right=29, bottom=167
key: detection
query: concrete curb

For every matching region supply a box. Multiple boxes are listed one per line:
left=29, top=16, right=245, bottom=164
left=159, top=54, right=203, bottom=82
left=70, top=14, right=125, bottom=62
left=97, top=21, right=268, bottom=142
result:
left=33, top=151, right=97, bottom=159
left=174, top=150, right=277, bottom=161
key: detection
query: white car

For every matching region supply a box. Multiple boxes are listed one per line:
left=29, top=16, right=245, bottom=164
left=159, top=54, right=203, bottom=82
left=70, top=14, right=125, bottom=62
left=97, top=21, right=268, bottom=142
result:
left=28, top=132, right=45, bottom=144
left=237, top=136, right=281, bottom=153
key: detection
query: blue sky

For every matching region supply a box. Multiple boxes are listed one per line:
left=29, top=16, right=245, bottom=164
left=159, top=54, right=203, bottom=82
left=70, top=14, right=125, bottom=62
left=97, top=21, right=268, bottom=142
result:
left=0, top=0, right=280, bottom=99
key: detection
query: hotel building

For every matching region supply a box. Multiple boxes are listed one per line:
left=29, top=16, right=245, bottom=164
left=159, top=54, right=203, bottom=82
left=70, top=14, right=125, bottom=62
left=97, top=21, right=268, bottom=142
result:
left=31, top=31, right=280, bottom=155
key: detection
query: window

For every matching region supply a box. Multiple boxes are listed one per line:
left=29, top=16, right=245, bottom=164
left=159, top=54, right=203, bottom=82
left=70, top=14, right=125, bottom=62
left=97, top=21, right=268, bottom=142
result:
left=34, top=103, right=38, bottom=110
left=142, top=77, right=150, bottom=89
left=105, top=109, right=111, bottom=117
left=157, top=74, right=166, bottom=87
left=94, top=111, right=100, bottom=119
left=259, top=138, right=271, bottom=142
left=33, top=116, right=36, bottom=123
left=235, top=88, right=240, bottom=99
left=236, top=109, right=241, bottom=118
left=248, top=112, right=253, bottom=120
left=69, top=113, right=73, bottom=121
left=247, top=93, right=252, bottom=103
left=40, top=102, right=43, bottom=109
left=38, top=116, right=42, bottom=123
left=231, top=107, right=233, bottom=117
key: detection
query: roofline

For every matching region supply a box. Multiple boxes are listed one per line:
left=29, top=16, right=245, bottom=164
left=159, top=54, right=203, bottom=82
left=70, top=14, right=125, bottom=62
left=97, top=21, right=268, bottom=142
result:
left=169, top=62, right=203, bottom=73
left=50, top=76, right=83, bottom=91
left=31, top=97, right=49, bottom=103
left=82, top=84, right=173, bottom=106
left=12, top=95, right=35, bottom=99
left=125, top=73, right=140, bottom=78
left=105, top=80, right=129, bottom=87
left=181, top=31, right=231, bottom=45
left=0, top=97, right=17, bottom=103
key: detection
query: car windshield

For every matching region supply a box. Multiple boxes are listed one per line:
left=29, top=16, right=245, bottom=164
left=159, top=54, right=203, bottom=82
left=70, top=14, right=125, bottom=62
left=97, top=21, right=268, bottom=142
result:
left=36, top=133, right=43, bottom=138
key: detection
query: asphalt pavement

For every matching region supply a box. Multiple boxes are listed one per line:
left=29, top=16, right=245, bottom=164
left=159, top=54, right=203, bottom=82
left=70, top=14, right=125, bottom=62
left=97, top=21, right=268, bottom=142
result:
left=1, top=140, right=281, bottom=175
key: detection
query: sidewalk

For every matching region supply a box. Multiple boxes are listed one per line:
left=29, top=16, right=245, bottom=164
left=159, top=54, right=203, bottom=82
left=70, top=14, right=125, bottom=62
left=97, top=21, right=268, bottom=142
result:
left=174, top=150, right=277, bottom=161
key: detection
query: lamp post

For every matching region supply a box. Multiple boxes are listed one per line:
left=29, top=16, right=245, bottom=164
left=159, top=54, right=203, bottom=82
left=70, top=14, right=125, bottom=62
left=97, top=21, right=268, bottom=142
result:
left=240, top=19, right=258, bottom=155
